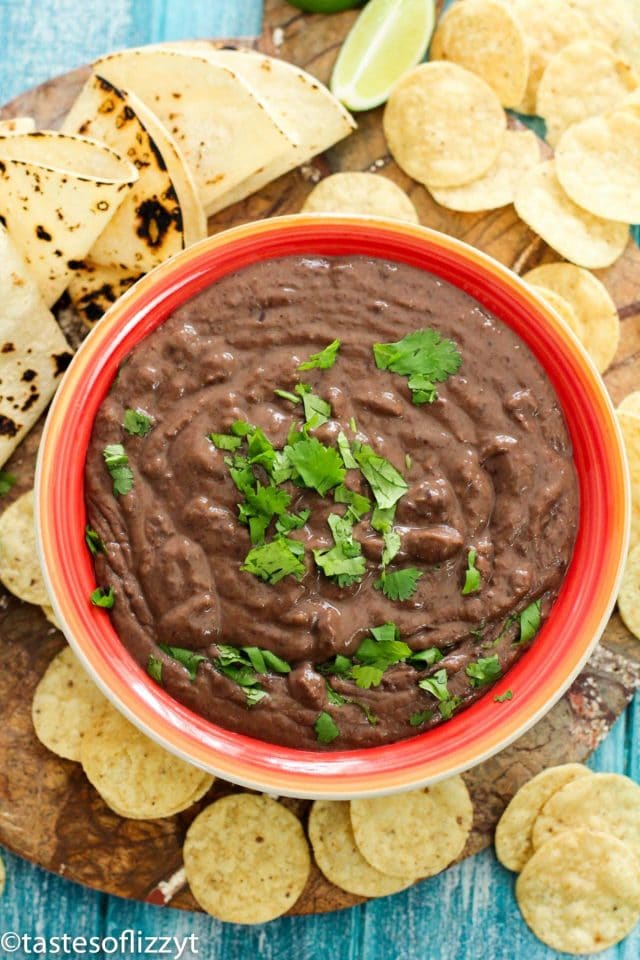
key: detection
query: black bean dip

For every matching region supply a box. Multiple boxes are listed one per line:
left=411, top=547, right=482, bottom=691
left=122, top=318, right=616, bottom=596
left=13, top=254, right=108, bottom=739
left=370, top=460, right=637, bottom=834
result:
left=85, top=255, right=578, bottom=749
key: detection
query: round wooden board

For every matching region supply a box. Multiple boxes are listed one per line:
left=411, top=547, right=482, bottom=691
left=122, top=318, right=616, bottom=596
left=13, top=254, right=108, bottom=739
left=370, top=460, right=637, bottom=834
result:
left=0, top=0, right=639, bottom=918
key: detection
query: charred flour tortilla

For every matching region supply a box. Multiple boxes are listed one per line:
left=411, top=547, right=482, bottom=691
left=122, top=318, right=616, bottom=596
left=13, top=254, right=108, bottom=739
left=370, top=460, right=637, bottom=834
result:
left=0, top=224, right=72, bottom=466
left=62, top=74, right=206, bottom=271
left=85, top=255, right=578, bottom=751
left=0, top=131, right=138, bottom=306
left=94, top=48, right=294, bottom=214
left=166, top=46, right=356, bottom=215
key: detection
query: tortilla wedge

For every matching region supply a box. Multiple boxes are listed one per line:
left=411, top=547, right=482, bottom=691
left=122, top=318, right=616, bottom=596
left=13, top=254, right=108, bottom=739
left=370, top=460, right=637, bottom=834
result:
left=0, top=117, right=36, bottom=134
left=62, top=74, right=206, bottom=272
left=0, top=132, right=138, bottom=306
left=0, top=223, right=72, bottom=467
left=94, top=48, right=295, bottom=214
left=67, top=262, right=143, bottom=327
left=162, top=44, right=356, bottom=215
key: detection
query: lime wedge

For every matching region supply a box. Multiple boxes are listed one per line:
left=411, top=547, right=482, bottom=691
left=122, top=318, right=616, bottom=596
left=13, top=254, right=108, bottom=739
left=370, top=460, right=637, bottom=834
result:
left=330, top=0, right=436, bottom=111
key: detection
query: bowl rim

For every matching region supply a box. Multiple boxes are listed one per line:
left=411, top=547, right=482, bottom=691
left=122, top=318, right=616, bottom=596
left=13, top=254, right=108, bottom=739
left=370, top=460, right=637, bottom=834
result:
left=36, top=214, right=630, bottom=798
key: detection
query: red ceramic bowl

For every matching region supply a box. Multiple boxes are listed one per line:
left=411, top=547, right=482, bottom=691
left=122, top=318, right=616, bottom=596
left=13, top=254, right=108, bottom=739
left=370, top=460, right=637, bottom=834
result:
left=36, top=216, right=630, bottom=798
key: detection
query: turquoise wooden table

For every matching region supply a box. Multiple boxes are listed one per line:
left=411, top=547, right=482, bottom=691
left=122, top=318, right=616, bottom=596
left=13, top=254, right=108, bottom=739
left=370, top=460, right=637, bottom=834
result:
left=0, top=3, right=638, bottom=958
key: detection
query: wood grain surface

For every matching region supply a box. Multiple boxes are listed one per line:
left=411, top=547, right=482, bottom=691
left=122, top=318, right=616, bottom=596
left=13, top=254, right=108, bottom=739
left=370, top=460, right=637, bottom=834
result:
left=0, top=0, right=639, bottom=929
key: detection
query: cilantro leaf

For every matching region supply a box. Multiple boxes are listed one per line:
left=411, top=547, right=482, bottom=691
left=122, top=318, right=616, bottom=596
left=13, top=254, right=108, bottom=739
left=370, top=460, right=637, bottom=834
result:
left=242, top=647, right=291, bottom=674
left=243, top=646, right=267, bottom=673
left=408, top=647, right=443, bottom=667
left=299, top=339, right=341, bottom=371
left=382, top=530, right=401, bottom=565
left=314, top=513, right=366, bottom=586
left=466, top=654, right=501, bottom=688
left=147, top=655, right=163, bottom=684
left=326, top=681, right=348, bottom=706
left=371, top=504, right=396, bottom=533
left=241, top=537, right=306, bottom=583
left=351, top=664, right=385, bottom=689
left=85, top=526, right=105, bottom=556
left=315, top=711, right=340, bottom=743
left=418, top=668, right=449, bottom=702
left=519, top=599, right=542, bottom=644
left=160, top=645, right=207, bottom=681
left=494, top=689, right=513, bottom=702
left=208, top=432, right=242, bottom=451
left=409, top=709, right=433, bottom=727
left=462, top=548, right=481, bottom=595
left=225, top=455, right=256, bottom=496
left=123, top=408, right=153, bottom=437
left=353, top=444, right=408, bottom=510
left=230, top=420, right=254, bottom=437
left=374, top=567, right=423, bottom=601
left=274, top=388, right=301, bottom=405
left=297, top=386, right=332, bottom=430
left=373, top=328, right=462, bottom=405
left=247, top=427, right=277, bottom=473
left=351, top=623, right=412, bottom=688
left=439, top=695, right=462, bottom=720
left=241, top=483, right=291, bottom=524
left=262, top=649, right=292, bottom=674
left=284, top=436, right=345, bottom=496
left=337, top=431, right=358, bottom=469
left=334, top=484, right=371, bottom=521
left=103, top=443, right=134, bottom=496
left=0, top=470, right=16, bottom=496
left=275, top=509, right=310, bottom=535
left=319, top=654, right=352, bottom=676
left=90, top=586, right=115, bottom=609
left=245, top=687, right=268, bottom=707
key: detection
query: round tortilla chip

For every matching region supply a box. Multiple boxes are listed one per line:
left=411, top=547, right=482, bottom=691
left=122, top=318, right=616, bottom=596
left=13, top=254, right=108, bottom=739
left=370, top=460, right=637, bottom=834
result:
left=536, top=39, right=639, bottom=146
left=617, top=392, right=640, bottom=417
left=383, top=61, right=506, bottom=188
left=350, top=776, right=473, bottom=878
left=308, top=800, right=416, bottom=897
left=429, top=129, right=539, bottom=212
left=32, top=646, right=107, bottom=762
left=512, top=0, right=591, bottom=115
left=618, top=542, right=640, bottom=641
left=184, top=795, right=310, bottom=923
left=566, top=0, right=640, bottom=65
left=0, top=489, right=48, bottom=605
left=523, top=263, right=620, bottom=372
left=617, top=411, right=640, bottom=549
left=429, top=0, right=529, bottom=108
left=514, top=161, right=629, bottom=269
left=516, top=829, right=640, bottom=954
left=527, top=285, right=582, bottom=338
left=301, top=172, right=419, bottom=223
left=555, top=110, right=640, bottom=223
left=81, top=704, right=213, bottom=819
left=495, top=763, right=592, bottom=872
left=531, top=773, right=640, bottom=860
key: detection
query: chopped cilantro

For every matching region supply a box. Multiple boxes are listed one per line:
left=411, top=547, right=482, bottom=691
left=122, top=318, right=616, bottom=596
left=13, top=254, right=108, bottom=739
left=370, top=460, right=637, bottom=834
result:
left=334, top=484, right=371, bottom=521
left=230, top=420, right=254, bottom=437
left=351, top=623, right=412, bottom=688
left=470, top=624, right=486, bottom=643
left=297, top=384, right=332, bottom=430
left=337, top=431, right=358, bottom=469
left=247, top=427, right=277, bottom=473
left=90, top=586, right=115, bottom=609
left=405, top=453, right=413, bottom=471
left=315, top=710, right=340, bottom=743
left=284, top=436, right=346, bottom=496
left=0, top=470, right=16, bottom=496
left=239, top=482, right=291, bottom=543
left=85, top=526, right=105, bottom=556
left=299, top=339, right=341, bottom=371
left=103, top=443, right=134, bottom=496
left=314, top=513, right=366, bottom=587
left=409, top=709, right=433, bottom=727
left=371, top=504, right=396, bottom=533
left=351, top=664, right=385, bottom=689
left=241, top=536, right=306, bottom=583
left=349, top=416, right=357, bottom=432
left=382, top=530, right=401, bottom=565
left=275, top=509, right=310, bottom=535
left=160, top=645, right=207, bottom=681
left=354, top=444, right=408, bottom=510
left=326, top=681, right=348, bottom=706
left=123, top=408, right=153, bottom=437
left=466, top=654, right=501, bottom=687
left=418, top=668, right=450, bottom=702
left=494, top=689, right=513, bottom=702
left=241, top=646, right=291, bottom=674
left=245, top=687, right=268, bottom=707
left=375, top=567, right=423, bottom=601
left=274, top=388, right=301, bottom=405
left=408, top=647, right=443, bottom=667
left=319, top=653, right=352, bottom=676
left=373, top=328, right=462, bottom=404
left=262, top=649, right=291, bottom=674
left=147, top=655, right=163, bottom=684
left=439, top=696, right=462, bottom=720
left=519, top=599, right=542, bottom=644
left=462, top=548, right=481, bottom=595
left=208, top=432, right=242, bottom=451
